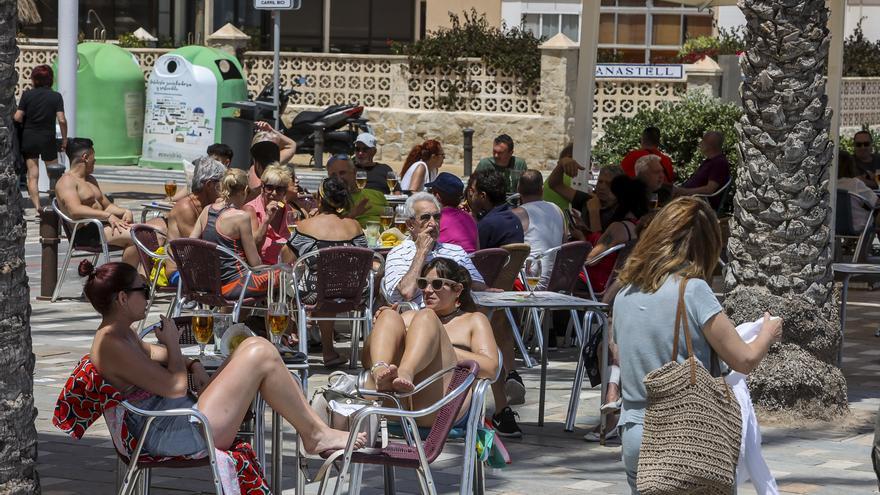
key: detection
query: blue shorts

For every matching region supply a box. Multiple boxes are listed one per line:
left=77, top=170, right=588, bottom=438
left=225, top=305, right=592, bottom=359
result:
left=123, top=395, right=208, bottom=457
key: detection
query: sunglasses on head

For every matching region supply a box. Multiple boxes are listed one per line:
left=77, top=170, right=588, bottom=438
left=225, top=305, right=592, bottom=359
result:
left=416, top=277, right=459, bottom=291
left=122, top=286, right=151, bottom=300
left=854, top=141, right=872, bottom=148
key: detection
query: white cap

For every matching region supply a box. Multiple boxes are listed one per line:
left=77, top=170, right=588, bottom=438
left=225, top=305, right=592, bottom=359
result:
left=355, top=132, right=377, bottom=148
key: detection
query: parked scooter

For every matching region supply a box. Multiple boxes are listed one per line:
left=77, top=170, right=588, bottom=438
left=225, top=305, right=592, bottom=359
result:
left=251, top=79, right=371, bottom=167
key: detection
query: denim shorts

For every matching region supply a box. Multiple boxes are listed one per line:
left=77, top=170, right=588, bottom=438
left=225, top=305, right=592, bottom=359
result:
left=124, top=395, right=208, bottom=457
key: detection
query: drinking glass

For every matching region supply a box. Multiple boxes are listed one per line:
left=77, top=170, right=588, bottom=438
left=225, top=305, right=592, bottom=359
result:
left=364, top=221, right=381, bottom=247
left=380, top=206, right=394, bottom=231
left=394, top=204, right=409, bottom=235
left=266, top=302, right=289, bottom=346
left=356, top=171, right=368, bottom=190
left=524, top=257, right=542, bottom=295
left=192, top=310, right=214, bottom=357
left=509, top=170, right=523, bottom=194
left=286, top=209, right=301, bottom=236
left=212, top=314, right=233, bottom=353
left=386, top=171, right=398, bottom=192
left=164, top=179, right=178, bottom=203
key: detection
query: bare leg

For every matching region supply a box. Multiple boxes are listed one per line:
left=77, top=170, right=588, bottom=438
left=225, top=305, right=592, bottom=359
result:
left=197, top=336, right=365, bottom=452
left=312, top=313, right=340, bottom=363
left=490, top=311, right=514, bottom=411
left=362, top=309, right=407, bottom=390
left=26, top=157, right=41, bottom=211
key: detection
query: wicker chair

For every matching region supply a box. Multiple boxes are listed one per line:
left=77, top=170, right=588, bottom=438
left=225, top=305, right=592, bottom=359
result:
left=494, top=243, right=530, bottom=290
left=51, top=197, right=123, bottom=301
left=130, top=224, right=179, bottom=331
left=318, top=361, right=480, bottom=495
left=468, top=248, right=509, bottom=288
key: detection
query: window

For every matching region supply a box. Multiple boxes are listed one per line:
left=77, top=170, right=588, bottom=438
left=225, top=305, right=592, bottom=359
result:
left=521, top=13, right=580, bottom=42
left=330, top=0, right=414, bottom=54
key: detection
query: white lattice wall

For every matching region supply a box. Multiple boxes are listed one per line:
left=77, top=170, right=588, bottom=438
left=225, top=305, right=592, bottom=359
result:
left=15, top=45, right=57, bottom=99
left=841, top=77, right=880, bottom=128
left=403, top=62, right=541, bottom=113
left=593, top=80, right=687, bottom=131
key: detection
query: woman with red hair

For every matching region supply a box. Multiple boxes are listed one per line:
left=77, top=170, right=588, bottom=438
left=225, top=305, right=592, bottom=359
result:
left=14, top=64, right=68, bottom=212
left=399, top=139, right=445, bottom=192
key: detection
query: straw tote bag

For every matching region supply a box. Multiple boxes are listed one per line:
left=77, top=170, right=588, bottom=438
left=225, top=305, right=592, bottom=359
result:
left=636, top=278, right=742, bottom=495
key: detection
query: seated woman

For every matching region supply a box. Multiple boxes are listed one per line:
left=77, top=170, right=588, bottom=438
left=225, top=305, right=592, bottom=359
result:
left=581, top=175, right=649, bottom=294
left=280, top=177, right=369, bottom=367
left=80, top=259, right=364, bottom=457
left=399, top=139, right=445, bottom=192
left=190, top=169, right=275, bottom=299
left=362, top=257, right=499, bottom=427
left=243, top=164, right=293, bottom=265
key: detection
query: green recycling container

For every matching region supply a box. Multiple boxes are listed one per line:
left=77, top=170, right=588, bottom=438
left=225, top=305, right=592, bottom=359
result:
left=140, top=45, right=247, bottom=169
left=54, top=42, right=145, bottom=165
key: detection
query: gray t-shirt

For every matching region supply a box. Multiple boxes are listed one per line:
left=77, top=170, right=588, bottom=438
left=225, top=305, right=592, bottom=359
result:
left=613, top=276, right=723, bottom=425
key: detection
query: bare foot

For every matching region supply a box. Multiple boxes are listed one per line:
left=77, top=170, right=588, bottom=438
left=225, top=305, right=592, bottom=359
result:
left=373, top=363, right=398, bottom=391
left=303, top=427, right=367, bottom=454
left=392, top=370, right=415, bottom=394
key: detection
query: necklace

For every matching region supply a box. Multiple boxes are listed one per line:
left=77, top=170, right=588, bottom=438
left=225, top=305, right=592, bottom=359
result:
left=437, top=307, right=463, bottom=323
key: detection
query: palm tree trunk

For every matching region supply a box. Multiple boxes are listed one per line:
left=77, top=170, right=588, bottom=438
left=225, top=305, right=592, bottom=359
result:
left=725, top=0, right=847, bottom=417
left=0, top=1, right=39, bottom=492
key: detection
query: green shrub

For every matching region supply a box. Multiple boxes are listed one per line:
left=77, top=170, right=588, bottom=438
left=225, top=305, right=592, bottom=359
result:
left=839, top=125, right=880, bottom=155
left=391, top=9, right=542, bottom=110
left=593, top=92, right=742, bottom=181
left=677, top=27, right=745, bottom=63
left=117, top=32, right=146, bottom=48
left=843, top=19, right=880, bottom=77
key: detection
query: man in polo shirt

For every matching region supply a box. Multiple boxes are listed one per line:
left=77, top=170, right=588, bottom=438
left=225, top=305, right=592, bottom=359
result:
left=327, top=154, right=388, bottom=226
left=426, top=172, right=478, bottom=253
left=620, top=126, right=675, bottom=183
left=675, top=131, right=732, bottom=210
left=466, top=169, right=525, bottom=249
left=353, top=132, right=401, bottom=194
left=476, top=134, right=528, bottom=194
left=382, top=192, right=486, bottom=306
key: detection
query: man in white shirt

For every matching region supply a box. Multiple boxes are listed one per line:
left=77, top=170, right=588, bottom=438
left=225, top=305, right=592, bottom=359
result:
left=511, top=169, right=567, bottom=290
left=383, top=192, right=486, bottom=306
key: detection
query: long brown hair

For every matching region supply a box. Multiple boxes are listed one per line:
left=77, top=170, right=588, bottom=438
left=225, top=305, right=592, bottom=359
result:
left=401, top=139, right=443, bottom=177
left=616, top=197, right=722, bottom=293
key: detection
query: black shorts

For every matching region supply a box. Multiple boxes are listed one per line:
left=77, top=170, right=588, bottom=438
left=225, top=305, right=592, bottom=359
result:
left=21, top=131, right=58, bottom=162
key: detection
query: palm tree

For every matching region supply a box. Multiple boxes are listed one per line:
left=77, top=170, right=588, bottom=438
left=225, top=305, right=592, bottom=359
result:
left=725, top=0, right=848, bottom=417
left=0, top=1, right=39, bottom=492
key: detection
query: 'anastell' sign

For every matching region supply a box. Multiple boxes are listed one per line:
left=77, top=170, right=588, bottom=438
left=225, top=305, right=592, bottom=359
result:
left=595, top=64, right=684, bottom=80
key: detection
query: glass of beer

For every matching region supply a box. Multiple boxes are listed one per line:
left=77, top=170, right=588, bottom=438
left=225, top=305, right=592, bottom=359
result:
left=266, top=302, right=289, bottom=346
left=286, top=209, right=301, bottom=236
left=394, top=204, right=409, bottom=235
left=524, top=257, right=542, bottom=295
left=164, top=179, right=178, bottom=203
left=192, top=310, right=214, bottom=357
left=380, top=206, right=394, bottom=231
left=386, top=171, right=398, bottom=192
left=356, top=171, right=368, bottom=190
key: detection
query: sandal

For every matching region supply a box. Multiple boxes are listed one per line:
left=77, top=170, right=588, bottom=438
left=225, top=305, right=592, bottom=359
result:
left=323, top=354, right=348, bottom=368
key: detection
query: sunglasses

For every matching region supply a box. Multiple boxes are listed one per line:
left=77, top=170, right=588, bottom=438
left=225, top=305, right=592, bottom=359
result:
left=854, top=142, right=872, bottom=148
left=123, top=286, right=151, bottom=300
left=416, top=277, right=459, bottom=291
left=416, top=212, right=442, bottom=223
left=263, top=183, right=287, bottom=193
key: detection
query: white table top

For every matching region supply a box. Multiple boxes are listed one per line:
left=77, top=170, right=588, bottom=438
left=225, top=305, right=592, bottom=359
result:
left=832, top=263, right=880, bottom=274
left=472, top=291, right=606, bottom=309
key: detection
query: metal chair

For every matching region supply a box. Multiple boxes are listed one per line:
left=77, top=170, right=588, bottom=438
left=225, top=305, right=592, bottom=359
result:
left=693, top=176, right=733, bottom=213
left=130, top=224, right=179, bottom=332
left=291, top=246, right=382, bottom=369
left=319, top=360, right=480, bottom=495
left=469, top=248, right=510, bottom=288
left=51, top=197, right=123, bottom=301
left=580, top=243, right=628, bottom=302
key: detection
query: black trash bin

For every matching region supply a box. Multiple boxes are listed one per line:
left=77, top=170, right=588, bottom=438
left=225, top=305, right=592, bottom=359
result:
left=221, top=100, right=277, bottom=171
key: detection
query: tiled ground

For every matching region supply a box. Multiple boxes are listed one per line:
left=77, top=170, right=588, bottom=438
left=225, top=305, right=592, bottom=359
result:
left=18, top=184, right=880, bottom=494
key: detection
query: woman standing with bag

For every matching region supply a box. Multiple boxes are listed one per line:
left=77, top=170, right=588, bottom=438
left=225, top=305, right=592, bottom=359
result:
left=14, top=65, right=67, bottom=212
left=612, top=197, right=782, bottom=493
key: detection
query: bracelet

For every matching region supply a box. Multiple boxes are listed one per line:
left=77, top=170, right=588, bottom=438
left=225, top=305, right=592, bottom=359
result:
left=186, top=358, right=201, bottom=372
left=370, top=361, right=389, bottom=375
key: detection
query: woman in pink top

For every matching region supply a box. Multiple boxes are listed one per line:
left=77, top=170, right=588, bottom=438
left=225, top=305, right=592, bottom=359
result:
left=426, top=172, right=479, bottom=253
left=244, top=165, right=291, bottom=264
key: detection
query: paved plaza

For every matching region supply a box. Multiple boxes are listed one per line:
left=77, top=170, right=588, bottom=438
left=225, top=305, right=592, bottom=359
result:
left=20, top=174, right=880, bottom=494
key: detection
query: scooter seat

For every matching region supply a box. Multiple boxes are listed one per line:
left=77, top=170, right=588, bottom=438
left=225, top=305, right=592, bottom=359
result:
left=292, top=111, right=324, bottom=126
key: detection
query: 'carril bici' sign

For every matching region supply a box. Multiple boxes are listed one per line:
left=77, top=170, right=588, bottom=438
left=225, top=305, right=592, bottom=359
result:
left=595, top=64, right=684, bottom=80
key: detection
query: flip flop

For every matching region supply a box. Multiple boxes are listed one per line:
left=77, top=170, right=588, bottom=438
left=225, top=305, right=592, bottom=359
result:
left=323, top=354, right=348, bottom=368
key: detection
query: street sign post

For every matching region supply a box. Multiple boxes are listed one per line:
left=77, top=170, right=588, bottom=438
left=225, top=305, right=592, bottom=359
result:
left=254, top=0, right=302, bottom=128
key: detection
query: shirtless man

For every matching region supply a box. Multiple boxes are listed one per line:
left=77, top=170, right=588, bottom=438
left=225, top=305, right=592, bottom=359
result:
left=55, top=138, right=160, bottom=267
